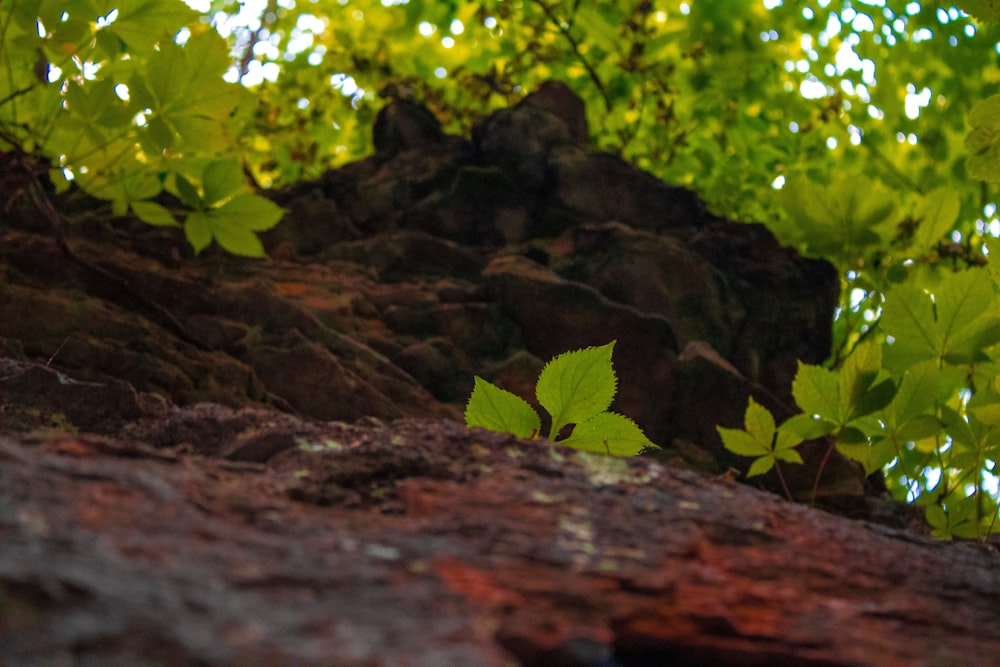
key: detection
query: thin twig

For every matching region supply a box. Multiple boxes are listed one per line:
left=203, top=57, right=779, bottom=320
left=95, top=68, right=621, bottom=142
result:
left=533, top=0, right=612, bottom=111
left=46, top=336, right=70, bottom=366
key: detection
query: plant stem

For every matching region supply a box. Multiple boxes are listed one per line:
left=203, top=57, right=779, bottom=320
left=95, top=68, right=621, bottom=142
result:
left=810, top=438, right=837, bottom=507
left=775, top=462, right=793, bottom=502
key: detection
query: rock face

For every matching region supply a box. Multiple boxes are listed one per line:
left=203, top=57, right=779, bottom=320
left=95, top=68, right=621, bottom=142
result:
left=5, top=82, right=994, bottom=667
left=4, top=409, right=997, bottom=667
left=2, top=81, right=849, bottom=496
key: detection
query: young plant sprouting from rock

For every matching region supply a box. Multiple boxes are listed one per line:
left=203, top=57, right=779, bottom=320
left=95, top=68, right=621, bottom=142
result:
left=717, top=340, right=898, bottom=501
left=464, top=341, right=657, bottom=456
left=716, top=397, right=806, bottom=499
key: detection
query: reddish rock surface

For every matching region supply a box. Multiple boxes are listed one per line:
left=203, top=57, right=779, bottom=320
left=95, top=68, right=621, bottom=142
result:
left=1, top=383, right=997, bottom=666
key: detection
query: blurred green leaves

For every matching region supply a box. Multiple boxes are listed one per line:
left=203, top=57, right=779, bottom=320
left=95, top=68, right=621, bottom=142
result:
left=0, top=1, right=278, bottom=256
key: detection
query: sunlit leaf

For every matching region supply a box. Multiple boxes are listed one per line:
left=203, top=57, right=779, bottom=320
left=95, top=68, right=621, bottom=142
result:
left=537, top=341, right=617, bottom=438
left=465, top=377, right=541, bottom=440
left=563, top=412, right=654, bottom=456
left=966, top=94, right=1000, bottom=181
left=131, top=201, right=178, bottom=227
left=881, top=283, right=940, bottom=371
left=203, top=158, right=249, bottom=208
left=792, top=362, right=841, bottom=422
left=184, top=211, right=213, bottom=254
left=912, top=187, right=960, bottom=252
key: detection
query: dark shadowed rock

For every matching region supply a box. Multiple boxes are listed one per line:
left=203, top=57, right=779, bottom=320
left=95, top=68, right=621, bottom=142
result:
left=550, top=221, right=732, bottom=349
left=0, top=357, right=164, bottom=432
left=1, top=79, right=854, bottom=501
left=541, top=148, right=709, bottom=236
left=372, top=98, right=446, bottom=156
left=520, top=80, right=589, bottom=142
left=688, top=220, right=839, bottom=390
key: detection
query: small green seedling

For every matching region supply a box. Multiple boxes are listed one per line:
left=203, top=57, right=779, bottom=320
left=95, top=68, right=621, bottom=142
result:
left=717, top=340, right=899, bottom=502
left=717, top=397, right=805, bottom=497
left=464, top=341, right=657, bottom=456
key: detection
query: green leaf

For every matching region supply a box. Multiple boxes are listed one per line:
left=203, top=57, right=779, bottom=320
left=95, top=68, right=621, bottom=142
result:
left=987, top=240, right=1000, bottom=286
left=776, top=174, right=895, bottom=262
left=73, top=166, right=163, bottom=217
left=881, top=361, right=940, bottom=427
left=184, top=211, right=213, bottom=254
left=881, top=283, right=940, bottom=371
left=868, top=437, right=897, bottom=472
left=743, top=395, right=778, bottom=444
left=464, top=377, right=541, bottom=440
left=202, top=212, right=266, bottom=257
left=562, top=412, right=656, bottom=456
left=131, top=201, right=179, bottom=227
left=941, top=405, right=975, bottom=449
left=717, top=397, right=803, bottom=477
left=174, top=174, right=203, bottom=209
left=106, top=0, right=199, bottom=55
left=203, top=158, right=248, bottom=207
left=212, top=194, right=285, bottom=231
left=838, top=340, right=895, bottom=422
left=958, top=0, right=1000, bottom=22
left=836, top=438, right=873, bottom=470
left=717, top=426, right=769, bottom=457
left=792, top=362, right=841, bottom=422
left=747, top=457, right=776, bottom=477
left=129, top=29, right=247, bottom=153
left=837, top=425, right=870, bottom=445
left=536, top=341, right=617, bottom=438
left=912, top=187, right=960, bottom=252
left=63, top=78, right=132, bottom=130
left=773, top=444, right=804, bottom=465
left=896, top=415, right=944, bottom=442
left=850, top=379, right=898, bottom=421
left=970, top=401, right=1000, bottom=426
left=182, top=194, right=283, bottom=257
left=925, top=504, right=951, bottom=538
left=212, top=226, right=263, bottom=257
left=781, top=413, right=836, bottom=439
left=838, top=340, right=882, bottom=408
left=966, top=94, right=1000, bottom=182
left=936, top=268, right=995, bottom=355
left=774, top=424, right=805, bottom=461
left=574, top=5, right=623, bottom=53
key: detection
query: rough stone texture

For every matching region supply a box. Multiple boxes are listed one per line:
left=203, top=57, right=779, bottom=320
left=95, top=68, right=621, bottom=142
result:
left=0, top=375, right=994, bottom=666
left=0, top=82, right=969, bottom=665
left=0, top=81, right=846, bottom=494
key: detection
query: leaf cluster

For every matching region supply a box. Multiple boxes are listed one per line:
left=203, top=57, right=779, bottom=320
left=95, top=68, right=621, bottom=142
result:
left=0, top=0, right=281, bottom=256
left=465, top=341, right=657, bottom=457
left=721, top=265, right=1000, bottom=539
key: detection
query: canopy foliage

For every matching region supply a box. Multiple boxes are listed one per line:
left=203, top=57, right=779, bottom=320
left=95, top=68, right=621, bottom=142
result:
left=3, top=0, right=1000, bottom=537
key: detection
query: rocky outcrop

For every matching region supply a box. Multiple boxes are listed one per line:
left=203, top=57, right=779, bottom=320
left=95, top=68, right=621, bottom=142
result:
left=1, top=81, right=851, bottom=495
left=3, top=82, right=974, bottom=667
